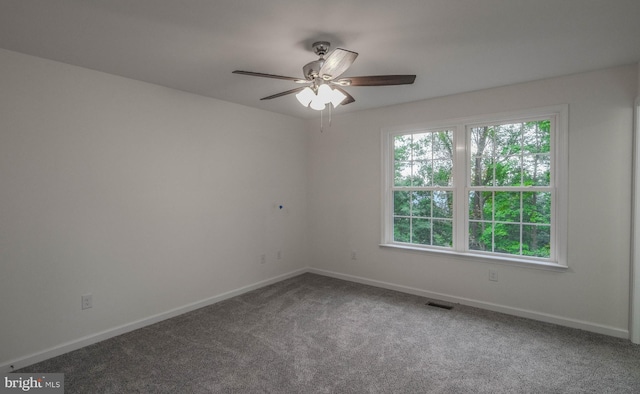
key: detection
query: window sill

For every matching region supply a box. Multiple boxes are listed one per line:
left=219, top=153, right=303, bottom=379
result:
left=379, top=243, right=569, bottom=272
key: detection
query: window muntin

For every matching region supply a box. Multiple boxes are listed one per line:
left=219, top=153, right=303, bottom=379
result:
left=467, top=191, right=551, bottom=258
left=383, top=107, right=566, bottom=267
left=470, top=121, right=551, bottom=187
left=392, top=131, right=454, bottom=247
left=467, top=120, right=553, bottom=259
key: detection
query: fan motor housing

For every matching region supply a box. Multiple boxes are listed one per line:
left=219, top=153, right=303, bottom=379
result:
left=303, top=59, right=324, bottom=80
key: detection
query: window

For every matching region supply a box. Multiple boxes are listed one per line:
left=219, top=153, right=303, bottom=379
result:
left=382, top=106, right=567, bottom=267
left=392, top=130, right=455, bottom=247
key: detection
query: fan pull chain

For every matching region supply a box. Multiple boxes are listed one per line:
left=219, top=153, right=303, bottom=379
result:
left=318, top=105, right=334, bottom=133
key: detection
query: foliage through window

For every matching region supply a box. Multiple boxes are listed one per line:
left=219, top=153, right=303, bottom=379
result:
left=383, top=107, right=567, bottom=266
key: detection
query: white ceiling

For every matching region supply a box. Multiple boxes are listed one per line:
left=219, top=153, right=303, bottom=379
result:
left=1, top=0, right=639, bottom=119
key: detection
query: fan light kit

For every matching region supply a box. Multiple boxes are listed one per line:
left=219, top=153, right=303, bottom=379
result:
left=233, top=41, right=416, bottom=111
left=296, top=84, right=346, bottom=110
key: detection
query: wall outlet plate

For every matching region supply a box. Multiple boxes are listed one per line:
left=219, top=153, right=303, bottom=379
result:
left=81, top=294, right=93, bottom=310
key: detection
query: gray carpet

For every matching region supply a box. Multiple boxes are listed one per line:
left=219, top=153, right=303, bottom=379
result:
left=17, top=273, right=640, bottom=393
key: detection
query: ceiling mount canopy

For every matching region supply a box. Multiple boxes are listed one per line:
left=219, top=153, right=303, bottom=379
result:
left=233, top=41, right=416, bottom=111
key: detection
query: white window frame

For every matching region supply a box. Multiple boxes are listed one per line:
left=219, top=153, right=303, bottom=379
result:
left=381, top=105, right=568, bottom=270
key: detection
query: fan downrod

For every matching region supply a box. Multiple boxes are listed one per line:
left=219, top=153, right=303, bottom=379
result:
left=303, top=41, right=330, bottom=80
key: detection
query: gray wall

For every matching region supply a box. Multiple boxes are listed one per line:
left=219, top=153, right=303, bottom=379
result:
left=0, top=49, right=309, bottom=368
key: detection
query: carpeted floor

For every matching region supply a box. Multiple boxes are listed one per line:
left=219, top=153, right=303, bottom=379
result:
left=17, top=273, right=640, bottom=393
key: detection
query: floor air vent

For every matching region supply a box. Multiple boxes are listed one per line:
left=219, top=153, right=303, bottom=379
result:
left=426, top=301, right=453, bottom=310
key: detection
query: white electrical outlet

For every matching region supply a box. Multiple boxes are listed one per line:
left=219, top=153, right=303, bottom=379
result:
left=351, top=250, right=357, bottom=260
left=81, top=294, right=93, bottom=310
left=277, top=250, right=282, bottom=260
left=489, top=269, right=498, bottom=282
left=260, top=254, right=266, bottom=264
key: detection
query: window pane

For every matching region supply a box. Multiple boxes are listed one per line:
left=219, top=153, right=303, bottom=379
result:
left=433, top=220, right=452, bottom=247
left=522, top=192, right=551, bottom=224
left=394, top=191, right=411, bottom=216
left=411, top=161, right=429, bottom=186
left=412, top=133, right=432, bottom=161
left=469, top=191, right=493, bottom=221
left=494, top=192, right=521, bottom=223
left=494, top=223, right=521, bottom=254
left=413, top=191, right=431, bottom=217
left=470, top=156, right=493, bottom=186
left=433, top=160, right=453, bottom=186
left=394, top=134, right=413, bottom=187
left=495, top=156, right=521, bottom=186
left=394, top=135, right=412, bottom=160
left=494, top=123, right=522, bottom=157
left=523, top=154, right=550, bottom=186
left=469, top=221, right=491, bottom=251
left=470, top=126, right=494, bottom=158
left=394, top=161, right=411, bottom=186
left=411, top=218, right=431, bottom=245
left=394, top=217, right=410, bottom=243
left=433, top=191, right=453, bottom=218
left=433, top=131, right=453, bottom=160
left=523, top=120, right=550, bottom=155
left=523, top=225, right=551, bottom=258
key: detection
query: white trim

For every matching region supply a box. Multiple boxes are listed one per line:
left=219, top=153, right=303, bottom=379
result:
left=555, top=104, right=570, bottom=269
left=454, top=124, right=466, bottom=251
left=380, top=130, right=393, bottom=245
left=308, top=267, right=628, bottom=339
left=379, top=243, right=568, bottom=271
left=632, top=95, right=640, bottom=344
left=0, top=268, right=307, bottom=373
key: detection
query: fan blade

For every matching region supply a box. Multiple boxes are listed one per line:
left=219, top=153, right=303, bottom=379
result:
left=336, top=75, right=416, bottom=86
left=319, top=48, right=358, bottom=80
left=233, top=70, right=307, bottom=83
left=260, top=87, right=306, bottom=100
left=333, top=87, right=355, bottom=106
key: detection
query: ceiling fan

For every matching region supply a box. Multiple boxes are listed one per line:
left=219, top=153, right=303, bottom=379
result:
left=233, top=41, right=416, bottom=111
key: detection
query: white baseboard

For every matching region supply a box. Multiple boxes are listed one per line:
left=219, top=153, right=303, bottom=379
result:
left=308, top=267, right=630, bottom=340
left=0, top=268, right=307, bottom=373
left=3, top=266, right=629, bottom=373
